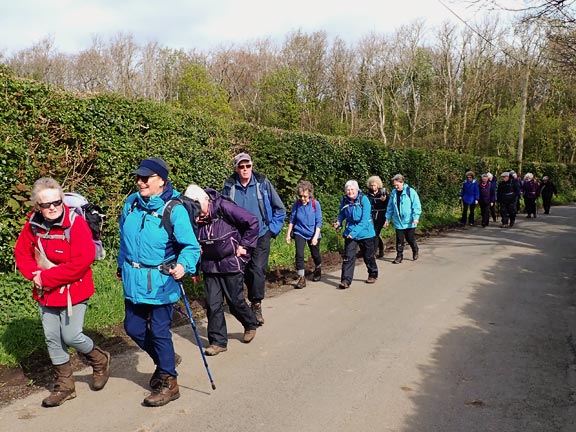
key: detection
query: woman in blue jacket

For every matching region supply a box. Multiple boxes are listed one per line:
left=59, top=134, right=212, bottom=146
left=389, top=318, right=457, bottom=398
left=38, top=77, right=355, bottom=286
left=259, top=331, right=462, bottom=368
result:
left=286, top=180, right=323, bottom=289
left=385, top=174, right=422, bottom=264
left=332, top=180, right=378, bottom=289
left=118, top=158, right=200, bottom=407
left=459, top=171, right=479, bottom=226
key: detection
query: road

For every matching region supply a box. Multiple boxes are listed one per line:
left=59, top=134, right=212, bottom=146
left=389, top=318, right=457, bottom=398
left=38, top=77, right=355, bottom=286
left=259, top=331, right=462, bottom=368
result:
left=1, top=204, right=575, bottom=432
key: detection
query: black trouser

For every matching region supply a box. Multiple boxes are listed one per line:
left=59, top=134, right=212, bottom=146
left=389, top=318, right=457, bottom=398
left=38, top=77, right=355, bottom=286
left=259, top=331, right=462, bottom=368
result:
left=542, top=196, right=552, bottom=214
left=341, top=237, right=378, bottom=284
left=490, top=204, right=497, bottom=222
left=244, top=230, right=272, bottom=303
left=524, top=197, right=537, bottom=216
left=461, top=202, right=476, bottom=224
left=294, top=234, right=322, bottom=271
left=395, top=228, right=418, bottom=255
left=204, top=273, right=258, bottom=348
left=479, top=202, right=491, bottom=226
left=372, top=213, right=386, bottom=255
left=500, top=201, right=517, bottom=225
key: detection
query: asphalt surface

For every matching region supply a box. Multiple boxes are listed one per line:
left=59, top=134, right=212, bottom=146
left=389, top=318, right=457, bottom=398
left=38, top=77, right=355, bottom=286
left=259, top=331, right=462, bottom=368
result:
left=1, top=204, right=575, bottom=432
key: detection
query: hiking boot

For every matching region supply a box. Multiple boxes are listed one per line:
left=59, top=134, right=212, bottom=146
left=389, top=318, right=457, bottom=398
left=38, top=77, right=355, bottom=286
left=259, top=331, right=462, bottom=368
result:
left=413, top=251, right=419, bottom=261
left=500, top=224, right=509, bottom=228
left=365, top=277, right=377, bottom=284
left=376, top=250, right=384, bottom=259
left=143, top=375, right=180, bottom=407
left=295, top=276, right=306, bottom=289
left=392, top=254, right=403, bottom=264
left=338, top=281, right=350, bottom=289
left=150, top=353, right=182, bottom=390
left=243, top=329, right=257, bottom=343
left=205, top=345, right=227, bottom=356
left=85, top=346, right=110, bottom=391
left=42, top=362, right=76, bottom=407
left=251, top=302, right=264, bottom=325
left=312, top=267, right=322, bottom=282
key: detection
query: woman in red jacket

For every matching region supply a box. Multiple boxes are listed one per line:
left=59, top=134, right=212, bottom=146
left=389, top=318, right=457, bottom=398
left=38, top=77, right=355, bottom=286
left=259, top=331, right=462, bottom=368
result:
left=14, top=177, right=110, bottom=408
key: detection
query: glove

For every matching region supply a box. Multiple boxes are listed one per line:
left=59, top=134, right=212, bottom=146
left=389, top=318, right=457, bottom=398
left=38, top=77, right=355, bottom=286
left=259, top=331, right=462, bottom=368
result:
left=115, top=267, right=122, bottom=281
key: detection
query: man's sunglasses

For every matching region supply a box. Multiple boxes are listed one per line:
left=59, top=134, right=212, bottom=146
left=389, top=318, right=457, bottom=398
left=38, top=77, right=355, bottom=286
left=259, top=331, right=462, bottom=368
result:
left=237, top=164, right=252, bottom=170
left=38, top=200, right=63, bottom=209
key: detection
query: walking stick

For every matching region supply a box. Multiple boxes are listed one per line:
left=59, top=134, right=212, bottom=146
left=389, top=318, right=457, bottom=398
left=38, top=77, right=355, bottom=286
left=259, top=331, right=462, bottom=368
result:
left=177, top=281, right=216, bottom=390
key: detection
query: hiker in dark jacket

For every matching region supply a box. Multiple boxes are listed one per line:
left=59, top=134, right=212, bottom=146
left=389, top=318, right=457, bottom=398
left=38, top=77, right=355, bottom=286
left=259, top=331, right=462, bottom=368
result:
left=459, top=171, right=479, bottom=226
left=487, top=173, right=498, bottom=222
left=521, top=173, right=539, bottom=218
left=538, top=176, right=558, bottom=214
left=497, top=171, right=519, bottom=228
left=366, top=176, right=389, bottom=258
left=286, top=180, right=323, bottom=289
left=185, top=185, right=259, bottom=356
left=222, top=152, right=286, bottom=325
left=478, top=174, right=494, bottom=227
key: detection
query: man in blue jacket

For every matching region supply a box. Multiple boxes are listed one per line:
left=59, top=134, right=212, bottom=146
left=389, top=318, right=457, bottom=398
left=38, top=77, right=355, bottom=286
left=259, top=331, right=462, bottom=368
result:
left=222, top=152, right=286, bottom=325
left=385, top=174, right=422, bottom=264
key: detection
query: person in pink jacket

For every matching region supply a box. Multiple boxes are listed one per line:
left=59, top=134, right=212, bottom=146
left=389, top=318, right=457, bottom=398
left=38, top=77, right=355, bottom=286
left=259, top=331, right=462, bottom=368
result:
left=14, top=177, right=110, bottom=408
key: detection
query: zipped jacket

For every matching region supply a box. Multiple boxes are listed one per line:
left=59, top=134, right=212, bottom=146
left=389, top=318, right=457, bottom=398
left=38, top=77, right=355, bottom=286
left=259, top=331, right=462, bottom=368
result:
left=118, top=188, right=200, bottom=305
left=222, top=171, right=286, bottom=238
left=478, top=182, right=493, bottom=205
left=460, top=180, right=480, bottom=205
left=385, top=185, right=422, bottom=230
left=289, top=199, right=323, bottom=240
left=497, top=179, right=519, bottom=204
left=14, top=205, right=95, bottom=307
left=521, top=179, right=539, bottom=199
left=197, top=188, right=259, bottom=274
left=337, top=193, right=375, bottom=240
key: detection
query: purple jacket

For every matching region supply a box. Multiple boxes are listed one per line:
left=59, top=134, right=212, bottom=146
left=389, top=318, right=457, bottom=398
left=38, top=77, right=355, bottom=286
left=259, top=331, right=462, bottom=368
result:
left=196, top=189, right=259, bottom=274
left=478, top=181, right=493, bottom=205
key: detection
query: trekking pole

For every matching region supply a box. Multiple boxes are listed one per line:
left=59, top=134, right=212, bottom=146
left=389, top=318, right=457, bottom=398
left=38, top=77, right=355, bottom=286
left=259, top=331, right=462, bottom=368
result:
left=178, top=281, right=216, bottom=390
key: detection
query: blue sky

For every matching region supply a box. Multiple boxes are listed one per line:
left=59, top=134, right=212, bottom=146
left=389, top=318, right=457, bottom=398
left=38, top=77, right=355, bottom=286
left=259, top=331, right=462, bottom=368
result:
left=0, top=0, right=506, bottom=55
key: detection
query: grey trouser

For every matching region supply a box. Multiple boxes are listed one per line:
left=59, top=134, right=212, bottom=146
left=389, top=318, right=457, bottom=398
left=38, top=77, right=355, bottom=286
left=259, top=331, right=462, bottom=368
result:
left=39, top=301, right=94, bottom=365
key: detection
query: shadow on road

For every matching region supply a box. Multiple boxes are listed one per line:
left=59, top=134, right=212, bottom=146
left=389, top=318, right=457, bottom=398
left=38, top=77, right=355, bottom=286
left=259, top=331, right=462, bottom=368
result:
left=402, top=209, right=576, bottom=432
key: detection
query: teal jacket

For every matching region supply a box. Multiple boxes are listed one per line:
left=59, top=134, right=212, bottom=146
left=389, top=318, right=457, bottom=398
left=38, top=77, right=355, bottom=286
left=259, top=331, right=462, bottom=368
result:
left=118, top=189, right=200, bottom=305
left=337, top=193, right=375, bottom=240
left=385, top=185, right=422, bottom=230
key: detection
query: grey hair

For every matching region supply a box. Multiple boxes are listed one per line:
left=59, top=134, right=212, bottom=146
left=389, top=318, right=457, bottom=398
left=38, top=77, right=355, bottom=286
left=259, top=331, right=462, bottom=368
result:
left=297, top=180, right=314, bottom=197
left=344, top=180, right=359, bottom=192
left=30, top=177, right=64, bottom=205
left=184, top=184, right=209, bottom=202
left=367, top=176, right=383, bottom=189
left=391, top=174, right=405, bottom=183
left=524, top=173, right=534, bottom=180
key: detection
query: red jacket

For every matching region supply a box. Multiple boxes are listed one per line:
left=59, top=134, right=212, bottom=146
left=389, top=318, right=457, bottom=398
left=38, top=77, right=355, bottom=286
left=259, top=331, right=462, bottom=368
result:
left=14, top=205, right=95, bottom=307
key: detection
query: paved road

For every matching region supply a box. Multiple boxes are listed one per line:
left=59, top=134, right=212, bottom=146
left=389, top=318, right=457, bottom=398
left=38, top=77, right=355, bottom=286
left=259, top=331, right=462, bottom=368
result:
left=1, top=205, right=575, bottom=432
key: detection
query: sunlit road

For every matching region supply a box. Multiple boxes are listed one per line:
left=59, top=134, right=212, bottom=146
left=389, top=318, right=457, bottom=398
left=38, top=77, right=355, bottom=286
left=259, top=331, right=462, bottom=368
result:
left=1, top=204, right=575, bottom=432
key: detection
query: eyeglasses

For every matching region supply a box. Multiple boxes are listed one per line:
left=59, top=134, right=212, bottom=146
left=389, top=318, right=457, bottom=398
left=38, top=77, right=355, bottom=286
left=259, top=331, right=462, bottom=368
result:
left=135, top=174, right=158, bottom=183
left=38, top=200, right=63, bottom=209
left=237, top=164, right=252, bottom=170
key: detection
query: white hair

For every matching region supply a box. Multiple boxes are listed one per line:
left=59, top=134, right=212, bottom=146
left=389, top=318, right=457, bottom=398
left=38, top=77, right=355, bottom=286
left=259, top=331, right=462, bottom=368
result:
left=524, top=173, right=534, bottom=180
left=344, top=180, right=359, bottom=192
left=184, top=184, right=209, bottom=202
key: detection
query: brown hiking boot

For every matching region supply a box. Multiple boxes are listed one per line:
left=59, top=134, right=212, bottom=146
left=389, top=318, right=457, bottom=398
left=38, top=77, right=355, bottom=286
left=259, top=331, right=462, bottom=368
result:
left=251, top=302, right=264, bottom=325
left=42, top=362, right=76, bottom=407
left=85, top=346, right=110, bottom=391
left=143, top=375, right=180, bottom=407
left=204, top=345, right=227, bottom=356
left=150, top=353, right=182, bottom=390
left=243, top=329, right=257, bottom=343
left=312, top=267, right=322, bottom=282
left=295, top=276, right=306, bottom=289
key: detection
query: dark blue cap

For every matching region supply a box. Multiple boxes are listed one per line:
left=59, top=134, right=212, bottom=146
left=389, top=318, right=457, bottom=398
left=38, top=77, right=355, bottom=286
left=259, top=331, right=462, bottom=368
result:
left=132, top=158, right=169, bottom=181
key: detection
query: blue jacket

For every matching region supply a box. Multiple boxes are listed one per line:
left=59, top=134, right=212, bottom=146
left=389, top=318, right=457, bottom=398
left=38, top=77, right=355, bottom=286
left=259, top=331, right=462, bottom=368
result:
left=385, top=185, right=422, bottom=230
left=337, top=193, right=375, bottom=240
left=289, top=199, right=323, bottom=240
left=118, top=187, right=201, bottom=305
left=460, top=180, right=480, bottom=205
left=222, top=171, right=286, bottom=238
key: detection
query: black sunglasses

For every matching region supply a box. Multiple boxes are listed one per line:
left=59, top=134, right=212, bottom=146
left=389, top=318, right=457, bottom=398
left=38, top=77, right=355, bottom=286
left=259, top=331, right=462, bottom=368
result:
left=38, top=199, right=63, bottom=209
left=237, top=164, right=252, bottom=170
left=135, top=174, right=158, bottom=183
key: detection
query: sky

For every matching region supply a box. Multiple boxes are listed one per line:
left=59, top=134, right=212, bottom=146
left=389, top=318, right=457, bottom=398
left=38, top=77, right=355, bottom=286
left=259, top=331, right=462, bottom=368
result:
left=0, top=0, right=510, bottom=55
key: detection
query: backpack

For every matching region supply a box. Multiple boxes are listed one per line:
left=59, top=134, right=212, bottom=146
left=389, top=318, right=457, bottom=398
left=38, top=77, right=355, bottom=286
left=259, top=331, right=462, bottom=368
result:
left=31, top=192, right=106, bottom=261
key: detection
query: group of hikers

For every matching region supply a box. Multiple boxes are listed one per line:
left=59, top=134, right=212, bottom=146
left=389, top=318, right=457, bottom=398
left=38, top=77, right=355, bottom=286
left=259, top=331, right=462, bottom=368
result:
left=459, top=170, right=558, bottom=228
left=14, top=152, right=555, bottom=409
